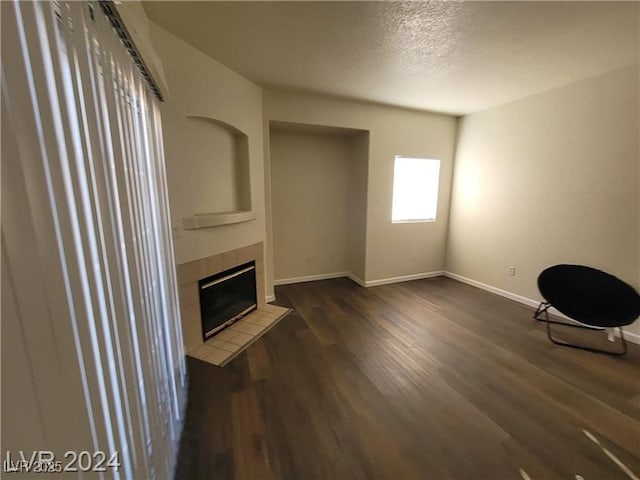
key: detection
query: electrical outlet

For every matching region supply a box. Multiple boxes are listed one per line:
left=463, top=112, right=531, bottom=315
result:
left=172, top=225, right=181, bottom=240
left=508, top=266, right=516, bottom=276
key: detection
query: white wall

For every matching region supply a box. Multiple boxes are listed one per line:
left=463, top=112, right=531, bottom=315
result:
left=150, top=24, right=268, bottom=269
left=270, top=130, right=354, bottom=281
left=263, top=90, right=458, bottom=286
left=447, top=65, right=639, bottom=338
left=347, top=132, right=369, bottom=280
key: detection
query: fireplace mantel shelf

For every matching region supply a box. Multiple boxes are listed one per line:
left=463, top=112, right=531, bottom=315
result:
left=182, top=210, right=257, bottom=230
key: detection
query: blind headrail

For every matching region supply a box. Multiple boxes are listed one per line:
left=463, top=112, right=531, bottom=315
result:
left=99, top=0, right=164, bottom=101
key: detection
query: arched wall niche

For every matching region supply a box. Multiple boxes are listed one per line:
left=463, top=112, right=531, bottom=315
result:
left=182, top=114, right=255, bottom=229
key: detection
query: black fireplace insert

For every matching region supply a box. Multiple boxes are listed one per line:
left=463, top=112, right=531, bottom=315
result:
left=199, top=261, right=257, bottom=339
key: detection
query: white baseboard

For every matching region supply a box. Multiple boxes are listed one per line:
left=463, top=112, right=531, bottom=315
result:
left=623, top=330, right=640, bottom=344
left=616, top=330, right=640, bottom=345
left=273, top=272, right=349, bottom=286
left=362, top=271, right=444, bottom=287
left=265, top=294, right=276, bottom=303
left=444, top=271, right=640, bottom=346
left=346, top=273, right=367, bottom=287
left=273, top=270, right=444, bottom=288
left=444, top=271, right=552, bottom=311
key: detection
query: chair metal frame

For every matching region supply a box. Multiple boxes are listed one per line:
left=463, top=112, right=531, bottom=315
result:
left=533, top=302, right=627, bottom=356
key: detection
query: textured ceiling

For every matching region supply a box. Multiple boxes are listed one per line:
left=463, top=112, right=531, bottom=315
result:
left=144, top=1, right=639, bottom=115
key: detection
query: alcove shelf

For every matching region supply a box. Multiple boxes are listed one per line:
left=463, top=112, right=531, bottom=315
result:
left=183, top=210, right=257, bottom=230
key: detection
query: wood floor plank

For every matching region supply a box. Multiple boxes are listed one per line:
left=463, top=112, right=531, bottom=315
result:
left=231, top=388, right=273, bottom=480
left=174, top=276, right=640, bottom=479
left=247, top=340, right=272, bottom=381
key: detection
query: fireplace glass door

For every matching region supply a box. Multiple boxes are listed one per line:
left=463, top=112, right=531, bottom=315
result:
left=199, top=261, right=257, bottom=339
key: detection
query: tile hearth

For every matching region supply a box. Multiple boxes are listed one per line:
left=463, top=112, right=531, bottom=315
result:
left=187, top=303, right=290, bottom=367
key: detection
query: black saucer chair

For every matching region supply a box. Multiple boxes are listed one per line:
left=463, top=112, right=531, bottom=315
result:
left=534, top=264, right=640, bottom=355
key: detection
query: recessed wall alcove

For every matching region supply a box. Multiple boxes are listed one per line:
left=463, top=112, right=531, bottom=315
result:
left=269, top=121, right=369, bottom=284
left=182, top=114, right=254, bottom=229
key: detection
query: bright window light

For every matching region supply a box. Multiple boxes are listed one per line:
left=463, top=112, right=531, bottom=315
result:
left=392, top=156, right=440, bottom=223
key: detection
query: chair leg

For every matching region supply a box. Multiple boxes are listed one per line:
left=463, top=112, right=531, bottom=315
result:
left=533, top=302, right=551, bottom=321
left=533, top=302, right=603, bottom=329
left=546, top=322, right=627, bottom=356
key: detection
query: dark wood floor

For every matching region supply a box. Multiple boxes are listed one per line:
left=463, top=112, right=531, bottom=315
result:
left=174, top=277, right=640, bottom=480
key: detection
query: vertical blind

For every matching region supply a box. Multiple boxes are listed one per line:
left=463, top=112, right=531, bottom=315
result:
left=2, top=1, right=185, bottom=478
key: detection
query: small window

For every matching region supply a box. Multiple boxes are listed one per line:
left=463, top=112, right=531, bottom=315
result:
left=392, top=156, right=440, bottom=223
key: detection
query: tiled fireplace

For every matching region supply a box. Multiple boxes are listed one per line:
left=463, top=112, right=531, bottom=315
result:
left=176, top=242, right=266, bottom=352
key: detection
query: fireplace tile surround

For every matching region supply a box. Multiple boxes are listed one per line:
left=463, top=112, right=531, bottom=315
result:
left=176, top=242, right=266, bottom=352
